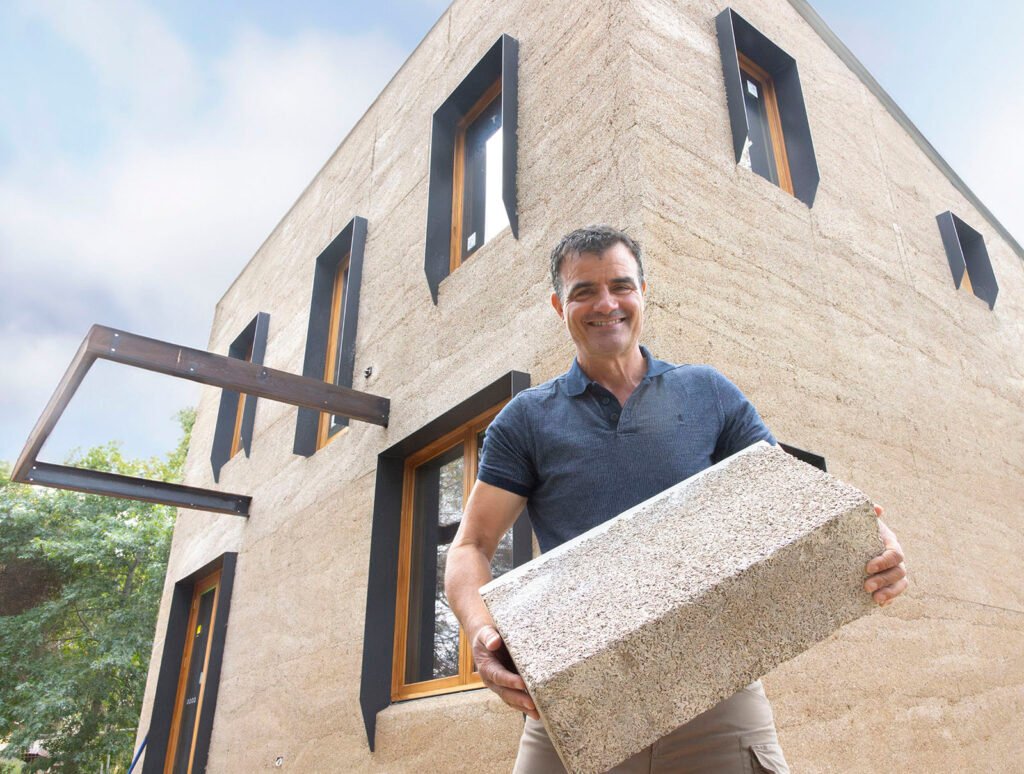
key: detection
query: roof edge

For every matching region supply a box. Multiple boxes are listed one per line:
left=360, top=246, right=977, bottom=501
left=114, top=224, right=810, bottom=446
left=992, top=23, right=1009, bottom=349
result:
left=789, top=0, right=1024, bottom=264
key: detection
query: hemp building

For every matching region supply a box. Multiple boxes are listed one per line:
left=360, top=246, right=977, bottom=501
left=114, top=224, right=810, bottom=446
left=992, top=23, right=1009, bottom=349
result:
left=119, top=0, right=1022, bottom=770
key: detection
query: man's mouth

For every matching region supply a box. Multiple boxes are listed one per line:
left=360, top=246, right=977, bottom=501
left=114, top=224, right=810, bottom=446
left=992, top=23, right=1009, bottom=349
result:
left=587, top=318, right=626, bottom=327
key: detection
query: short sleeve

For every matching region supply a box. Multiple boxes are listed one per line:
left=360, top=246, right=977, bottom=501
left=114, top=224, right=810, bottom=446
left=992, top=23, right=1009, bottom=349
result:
left=478, top=396, right=538, bottom=497
left=710, top=370, right=776, bottom=461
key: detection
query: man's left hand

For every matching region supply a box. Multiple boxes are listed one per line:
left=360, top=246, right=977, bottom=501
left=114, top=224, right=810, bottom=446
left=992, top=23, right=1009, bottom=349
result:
left=864, top=505, right=908, bottom=606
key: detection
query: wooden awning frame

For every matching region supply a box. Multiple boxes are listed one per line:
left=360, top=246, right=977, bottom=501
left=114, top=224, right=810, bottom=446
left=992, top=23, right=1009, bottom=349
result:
left=11, top=325, right=390, bottom=516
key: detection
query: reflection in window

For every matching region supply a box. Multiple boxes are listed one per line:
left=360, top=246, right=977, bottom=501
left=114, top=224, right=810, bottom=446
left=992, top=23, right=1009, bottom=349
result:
left=393, top=403, right=515, bottom=700
left=405, top=445, right=464, bottom=683
left=453, top=81, right=509, bottom=270
left=319, top=254, right=352, bottom=447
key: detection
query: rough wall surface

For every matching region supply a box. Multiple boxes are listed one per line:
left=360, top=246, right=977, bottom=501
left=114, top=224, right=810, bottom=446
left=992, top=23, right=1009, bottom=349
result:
left=134, top=0, right=1023, bottom=771
left=630, top=1, right=1023, bottom=771
left=482, top=442, right=880, bottom=773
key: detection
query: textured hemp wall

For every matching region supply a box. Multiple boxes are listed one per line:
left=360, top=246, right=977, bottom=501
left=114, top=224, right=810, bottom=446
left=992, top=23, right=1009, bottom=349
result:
left=135, top=0, right=1023, bottom=771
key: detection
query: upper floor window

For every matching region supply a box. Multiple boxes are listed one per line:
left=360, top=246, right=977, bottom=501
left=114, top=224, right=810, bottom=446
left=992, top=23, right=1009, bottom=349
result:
left=936, top=210, right=998, bottom=310
left=294, top=216, right=367, bottom=456
left=737, top=53, right=793, bottom=196
left=319, top=251, right=352, bottom=447
left=424, top=34, right=519, bottom=303
left=716, top=8, right=819, bottom=206
left=210, top=312, right=270, bottom=482
left=452, top=79, right=508, bottom=271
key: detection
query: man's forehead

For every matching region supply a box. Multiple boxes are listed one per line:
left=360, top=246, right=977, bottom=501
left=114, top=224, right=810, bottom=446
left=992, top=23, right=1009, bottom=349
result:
left=565, top=273, right=640, bottom=287
left=561, top=246, right=641, bottom=280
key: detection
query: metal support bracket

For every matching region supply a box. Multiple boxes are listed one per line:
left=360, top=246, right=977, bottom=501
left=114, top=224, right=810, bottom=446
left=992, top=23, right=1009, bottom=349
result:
left=11, top=325, right=391, bottom=516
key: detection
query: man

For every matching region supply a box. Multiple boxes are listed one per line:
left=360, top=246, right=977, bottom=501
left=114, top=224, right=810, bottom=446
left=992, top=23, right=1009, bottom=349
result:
left=445, top=225, right=908, bottom=772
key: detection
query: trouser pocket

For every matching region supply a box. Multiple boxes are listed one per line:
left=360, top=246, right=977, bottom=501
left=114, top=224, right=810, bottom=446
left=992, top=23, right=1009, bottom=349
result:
left=747, top=741, right=790, bottom=774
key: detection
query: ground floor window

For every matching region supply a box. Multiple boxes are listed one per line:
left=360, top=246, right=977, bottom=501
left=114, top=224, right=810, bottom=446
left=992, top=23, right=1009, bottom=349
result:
left=166, top=569, right=222, bottom=773
left=142, top=553, right=236, bottom=774
left=392, top=403, right=515, bottom=700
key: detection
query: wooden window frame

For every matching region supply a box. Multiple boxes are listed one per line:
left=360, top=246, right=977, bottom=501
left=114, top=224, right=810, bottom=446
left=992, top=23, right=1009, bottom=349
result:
left=716, top=8, right=819, bottom=206
left=210, top=312, right=271, bottom=483
left=391, top=401, right=507, bottom=701
left=360, top=371, right=530, bottom=750
left=424, top=34, right=519, bottom=304
left=317, top=252, right=352, bottom=449
left=141, top=555, right=238, bottom=773
left=449, top=78, right=503, bottom=274
left=228, top=337, right=255, bottom=459
left=164, top=569, right=221, bottom=774
left=294, top=216, right=368, bottom=457
left=738, top=53, right=794, bottom=196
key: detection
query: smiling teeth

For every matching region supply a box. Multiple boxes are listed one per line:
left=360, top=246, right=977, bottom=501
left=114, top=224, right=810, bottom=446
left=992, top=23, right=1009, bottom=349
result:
left=590, top=319, right=623, bottom=326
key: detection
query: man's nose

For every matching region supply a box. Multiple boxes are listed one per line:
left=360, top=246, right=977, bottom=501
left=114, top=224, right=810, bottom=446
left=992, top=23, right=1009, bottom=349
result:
left=592, top=286, right=617, bottom=313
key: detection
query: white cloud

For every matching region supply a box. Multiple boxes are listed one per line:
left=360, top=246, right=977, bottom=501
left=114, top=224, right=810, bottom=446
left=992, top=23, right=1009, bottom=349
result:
left=0, top=1, right=407, bottom=461
left=18, top=0, right=200, bottom=129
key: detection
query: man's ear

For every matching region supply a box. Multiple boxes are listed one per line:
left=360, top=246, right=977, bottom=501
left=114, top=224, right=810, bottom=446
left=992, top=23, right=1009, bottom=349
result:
left=550, top=291, right=564, bottom=319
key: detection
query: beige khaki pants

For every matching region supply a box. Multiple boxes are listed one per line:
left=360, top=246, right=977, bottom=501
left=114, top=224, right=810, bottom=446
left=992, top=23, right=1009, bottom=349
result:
left=512, top=681, right=789, bottom=774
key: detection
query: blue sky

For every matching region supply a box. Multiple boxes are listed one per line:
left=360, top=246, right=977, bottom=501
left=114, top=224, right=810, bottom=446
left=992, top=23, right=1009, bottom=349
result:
left=1, top=0, right=1020, bottom=465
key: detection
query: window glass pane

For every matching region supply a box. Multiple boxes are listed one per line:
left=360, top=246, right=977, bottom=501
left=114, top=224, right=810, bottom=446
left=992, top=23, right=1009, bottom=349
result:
left=328, top=261, right=350, bottom=436
left=483, top=129, right=507, bottom=243
left=740, top=69, right=778, bottom=185
left=491, top=529, right=514, bottom=578
left=477, top=427, right=513, bottom=577
left=405, top=444, right=465, bottom=684
left=461, top=94, right=505, bottom=261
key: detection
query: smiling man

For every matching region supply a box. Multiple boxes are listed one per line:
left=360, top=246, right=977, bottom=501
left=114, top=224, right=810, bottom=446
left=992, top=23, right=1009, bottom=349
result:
left=445, top=225, right=907, bottom=773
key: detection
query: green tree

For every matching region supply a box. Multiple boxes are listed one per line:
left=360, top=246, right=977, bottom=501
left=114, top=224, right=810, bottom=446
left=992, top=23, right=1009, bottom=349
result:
left=0, top=410, right=194, bottom=772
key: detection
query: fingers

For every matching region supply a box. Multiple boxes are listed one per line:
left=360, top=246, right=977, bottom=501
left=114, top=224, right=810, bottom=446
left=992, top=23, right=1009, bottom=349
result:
left=475, top=624, right=503, bottom=652
left=472, top=626, right=537, bottom=716
left=866, top=517, right=904, bottom=574
left=864, top=565, right=905, bottom=593
left=866, top=545, right=904, bottom=575
left=478, top=657, right=527, bottom=692
left=870, top=576, right=908, bottom=606
left=494, top=685, right=539, bottom=719
left=473, top=626, right=527, bottom=693
left=864, top=507, right=908, bottom=605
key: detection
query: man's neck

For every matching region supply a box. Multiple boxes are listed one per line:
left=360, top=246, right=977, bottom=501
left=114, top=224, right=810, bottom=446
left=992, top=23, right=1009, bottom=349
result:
left=577, top=348, right=647, bottom=406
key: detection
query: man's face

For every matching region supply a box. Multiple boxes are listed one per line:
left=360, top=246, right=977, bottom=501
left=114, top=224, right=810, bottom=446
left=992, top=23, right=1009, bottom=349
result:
left=550, top=242, right=646, bottom=363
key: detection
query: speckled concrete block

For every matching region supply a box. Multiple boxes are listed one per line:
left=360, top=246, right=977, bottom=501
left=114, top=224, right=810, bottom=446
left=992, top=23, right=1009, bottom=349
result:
left=480, top=441, right=881, bottom=774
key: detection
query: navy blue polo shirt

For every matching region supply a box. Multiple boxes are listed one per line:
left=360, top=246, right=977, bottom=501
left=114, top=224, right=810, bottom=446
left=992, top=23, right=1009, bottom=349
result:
left=477, top=347, right=775, bottom=553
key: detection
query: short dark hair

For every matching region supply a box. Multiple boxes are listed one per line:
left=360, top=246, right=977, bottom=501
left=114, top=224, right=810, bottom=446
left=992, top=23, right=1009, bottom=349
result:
left=549, top=225, right=644, bottom=300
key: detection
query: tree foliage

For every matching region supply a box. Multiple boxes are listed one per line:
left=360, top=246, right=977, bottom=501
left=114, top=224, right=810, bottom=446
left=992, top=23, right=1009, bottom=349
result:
left=0, top=410, right=194, bottom=772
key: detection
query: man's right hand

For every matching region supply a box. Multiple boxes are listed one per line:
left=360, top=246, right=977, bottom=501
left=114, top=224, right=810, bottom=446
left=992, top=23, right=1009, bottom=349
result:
left=473, top=624, right=539, bottom=720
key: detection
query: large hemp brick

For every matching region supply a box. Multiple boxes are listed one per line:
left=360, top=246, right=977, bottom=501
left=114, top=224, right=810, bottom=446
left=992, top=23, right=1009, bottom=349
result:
left=480, top=441, right=881, bottom=774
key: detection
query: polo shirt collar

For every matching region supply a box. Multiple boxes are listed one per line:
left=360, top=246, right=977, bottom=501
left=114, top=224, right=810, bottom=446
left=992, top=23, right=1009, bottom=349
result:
left=564, top=346, right=672, bottom=397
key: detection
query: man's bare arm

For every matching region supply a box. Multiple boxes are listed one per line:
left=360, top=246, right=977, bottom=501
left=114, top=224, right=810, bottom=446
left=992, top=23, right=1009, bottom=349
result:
left=445, top=480, right=538, bottom=718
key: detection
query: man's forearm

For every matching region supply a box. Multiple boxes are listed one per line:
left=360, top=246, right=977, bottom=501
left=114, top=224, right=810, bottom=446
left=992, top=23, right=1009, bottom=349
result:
left=445, top=542, right=496, bottom=638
